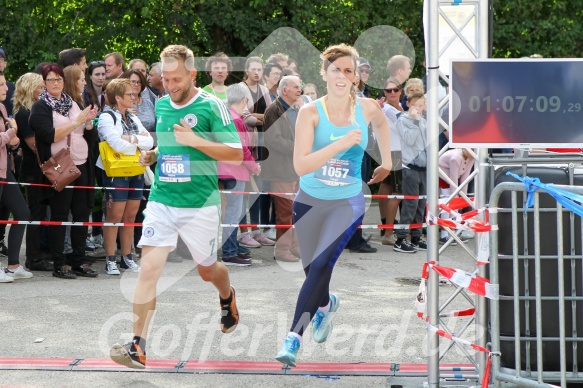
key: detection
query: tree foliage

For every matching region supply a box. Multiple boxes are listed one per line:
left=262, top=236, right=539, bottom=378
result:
left=0, top=0, right=581, bottom=81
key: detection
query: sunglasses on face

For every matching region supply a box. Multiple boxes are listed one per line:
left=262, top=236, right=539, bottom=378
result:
left=360, top=69, right=370, bottom=74
left=384, top=87, right=400, bottom=93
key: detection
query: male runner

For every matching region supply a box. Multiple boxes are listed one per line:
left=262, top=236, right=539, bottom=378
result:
left=110, top=44, right=243, bottom=369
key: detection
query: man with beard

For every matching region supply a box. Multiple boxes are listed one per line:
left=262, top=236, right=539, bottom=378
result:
left=110, top=44, right=243, bottom=369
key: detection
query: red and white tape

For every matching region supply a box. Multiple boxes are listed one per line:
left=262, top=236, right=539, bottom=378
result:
left=0, top=181, right=431, bottom=199
left=0, top=220, right=427, bottom=229
left=428, top=323, right=498, bottom=388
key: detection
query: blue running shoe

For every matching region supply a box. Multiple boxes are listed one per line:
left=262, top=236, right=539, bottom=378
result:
left=275, top=334, right=301, bottom=367
left=312, top=293, right=340, bottom=343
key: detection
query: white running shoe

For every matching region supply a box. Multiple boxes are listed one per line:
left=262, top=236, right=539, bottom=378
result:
left=106, top=260, right=121, bottom=275
left=460, top=230, right=476, bottom=239
left=120, top=255, right=140, bottom=272
left=263, top=228, right=276, bottom=240
left=5, top=266, right=33, bottom=279
left=0, top=268, right=14, bottom=283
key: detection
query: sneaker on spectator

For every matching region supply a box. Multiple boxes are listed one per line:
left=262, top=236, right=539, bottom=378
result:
left=274, top=252, right=300, bottom=262
left=411, top=239, right=428, bottom=251
left=264, top=228, right=277, bottom=240
left=393, top=239, right=417, bottom=253
left=0, top=268, right=14, bottom=283
left=460, top=230, right=475, bottom=239
left=439, top=236, right=457, bottom=246
left=90, top=235, right=104, bottom=247
left=238, top=232, right=261, bottom=248
left=5, top=266, right=33, bottom=279
left=120, top=254, right=140, bottom=272
left=25, top=259, right=53, bottom=272
left=222, top=254, right=252, bottom=267
left=106, top=259, right=120, bottom=275
left=253, top=232, right=275, bottom=246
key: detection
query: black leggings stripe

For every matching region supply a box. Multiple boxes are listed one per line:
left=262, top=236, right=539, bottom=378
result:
left=289, top=190, right=365, bottom=335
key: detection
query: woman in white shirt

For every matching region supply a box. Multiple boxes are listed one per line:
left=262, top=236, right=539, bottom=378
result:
left=97, top=78, right=153, bottom=275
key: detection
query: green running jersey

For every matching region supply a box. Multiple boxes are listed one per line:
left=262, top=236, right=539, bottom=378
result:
left=149, top=90, right=241, bottom=208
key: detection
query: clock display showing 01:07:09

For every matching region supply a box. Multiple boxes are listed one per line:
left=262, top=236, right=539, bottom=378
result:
left=468, top=96, right=582, bottom=113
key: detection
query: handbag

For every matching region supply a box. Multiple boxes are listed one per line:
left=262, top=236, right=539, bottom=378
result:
left=37, top=134, right=81, bottom=192
left=99, top=140, right=146, bottom=177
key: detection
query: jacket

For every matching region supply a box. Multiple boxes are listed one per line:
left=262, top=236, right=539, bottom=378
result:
left=29, top=99, right=98, bottom=206
left=0, top=103, right=17, bottom=179
left=396, top=113, right=428, bottom=168
left=261, top=98, right=298, bottom=182
left=218, top=108, right=259, bottom=182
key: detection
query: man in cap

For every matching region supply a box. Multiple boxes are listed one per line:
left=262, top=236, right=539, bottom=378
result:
left=357, top=57, right=372, bottom=97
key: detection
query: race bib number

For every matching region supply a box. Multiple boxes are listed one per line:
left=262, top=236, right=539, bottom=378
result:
left=314, top=158, right=355, bottom=186
left=158, top=154, right=191, bottom=182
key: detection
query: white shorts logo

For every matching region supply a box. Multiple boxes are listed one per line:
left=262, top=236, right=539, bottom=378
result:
left=144, top=227, right=155, bottom=238
left=184, top=114, right=198, bottom=128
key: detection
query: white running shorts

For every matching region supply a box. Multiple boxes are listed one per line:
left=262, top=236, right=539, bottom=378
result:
left=138, top=201, right=220, bottom=266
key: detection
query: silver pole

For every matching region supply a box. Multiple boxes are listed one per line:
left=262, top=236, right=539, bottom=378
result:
left=426, top=0, right=440, bottom=386
left=476, top=0, right=491, bottom=384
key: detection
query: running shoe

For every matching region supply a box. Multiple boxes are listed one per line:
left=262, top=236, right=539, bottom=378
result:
left=106, top=259, right=120, bottom=275
left=253, top=232, right=275, bottom=246
left=411, top=239, right=428, bottom=251
left=222, top=255, right=252, bottom=267
left=439, top=236, right=457, bottom=246
left=110, top=341, right=146, bottom=369
left=0, top=268, right=14, bottom=283
left=4, top=266, right=33, bottom=279
left=91, top=234, right=104, bottom=247
left=263, top=228, right=277, bottom=240
left=72, top=264, right=98, bottom=278
left=238, top=232, right=261, bottom=248
left=220, top=286, right=239, bottom=333
left=312, top=293, right=340, bottom=343
left=275, top=333, right=301, bottom=367
left=120, top=254, right=140, bottom=272
left=393, top=239, right=417, bottom=253
left=460, top=230, right=475, bottom=239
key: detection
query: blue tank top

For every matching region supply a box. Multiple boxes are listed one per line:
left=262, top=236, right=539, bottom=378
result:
left=300, top=98, right=368, bottom=200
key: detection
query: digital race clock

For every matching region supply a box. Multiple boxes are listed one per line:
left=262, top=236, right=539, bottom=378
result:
left=450, top=59, right=583, bottom=147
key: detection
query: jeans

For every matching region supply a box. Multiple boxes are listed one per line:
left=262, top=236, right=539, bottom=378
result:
left=221, top=179, right=246, bottom=258
left=395, top=168, right=427, bottom=240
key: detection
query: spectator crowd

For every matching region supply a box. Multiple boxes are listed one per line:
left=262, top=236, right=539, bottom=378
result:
left=0, top=46, right=473, bottom=283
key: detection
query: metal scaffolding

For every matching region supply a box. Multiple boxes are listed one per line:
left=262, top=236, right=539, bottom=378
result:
left=425, top=0, right=491, bottom=386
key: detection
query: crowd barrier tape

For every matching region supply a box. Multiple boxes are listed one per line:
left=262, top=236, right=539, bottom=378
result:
left=0, top=220, right=428, bottom=229
left=0, top=181, right=448, bottom=200
left=416, top=261, right=499, bottom=387
left=428, top=323, right=499, bottom=388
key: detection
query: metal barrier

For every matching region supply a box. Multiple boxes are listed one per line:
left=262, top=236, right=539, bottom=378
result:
left=489, top=181, right=583, bottom=387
